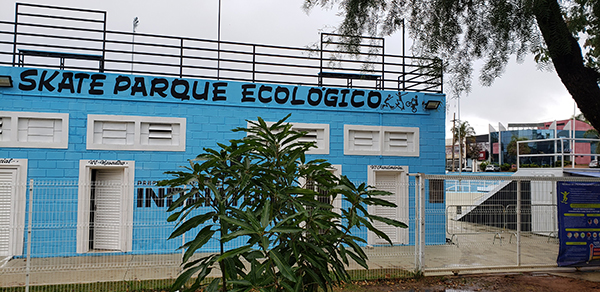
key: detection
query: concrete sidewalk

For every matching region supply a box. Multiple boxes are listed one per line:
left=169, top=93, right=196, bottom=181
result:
left=2, top=223, right=600, bottom=287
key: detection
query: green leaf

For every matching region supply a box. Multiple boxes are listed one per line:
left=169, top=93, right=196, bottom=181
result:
left=364, top=197, right=398, bottom=207
left=269, top=227, right=304, bottom=234
left=280, top=281, right=295, bottom=291
left=167, top=211, right=183, bottom=222
left=367, top=214, right=408, bottom=228
left=345, top=249, right=368, bottom=269
left=338, top=245, right=349, bottom=265
left=302, top=265, right=327, bottom=291
left=221, top=229, right=257, bottom=242
left=217, top=245, right=253, bottom=261
left=205, top=278, right=221, bottom=292
left=169, top=212, right=216, bottom=239
left=269, top=249, right=296, bottom=282
left=260, top=200, right=271, bottom=228
left=219, top=214, right=254, bottom=232
left=182, top=226, right=216, bottom=262
left=166, top=188, right=201, bottom=212
left=170, top=265, right=203, bottom=291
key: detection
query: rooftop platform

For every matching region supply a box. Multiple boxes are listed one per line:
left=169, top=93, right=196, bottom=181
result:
left=0, top=3, right=443, bottom=93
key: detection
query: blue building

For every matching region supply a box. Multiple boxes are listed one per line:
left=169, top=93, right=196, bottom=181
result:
left=0, top=3, right=446, bottom=258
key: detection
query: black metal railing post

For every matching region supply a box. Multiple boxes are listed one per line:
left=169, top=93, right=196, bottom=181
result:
left=252, top=44, right=256, bottom=83
left=381, top=38, right=385, bottom=90
left=179, top=38, right=184, bottom=78
left=11, top=3, right=19, bottom=67
left=100, top=11, right=106, bottom=72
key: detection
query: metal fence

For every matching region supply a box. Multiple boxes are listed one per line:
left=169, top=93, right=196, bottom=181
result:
left=2, top=174, right=599, bottom=290
left=0, top=3, right=443, bottom=93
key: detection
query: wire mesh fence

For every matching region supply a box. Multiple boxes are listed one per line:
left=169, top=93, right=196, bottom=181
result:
left=0, top=174, right=598, bottom=290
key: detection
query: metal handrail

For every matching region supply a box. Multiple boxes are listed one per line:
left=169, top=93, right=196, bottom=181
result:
left=516, top=137, right=600, bottom=169
left=0, top=3, right=443, bottom=93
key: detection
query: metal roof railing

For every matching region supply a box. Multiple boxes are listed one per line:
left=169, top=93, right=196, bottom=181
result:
left=0, top=3, right=443, bottom=93
left=517, top=137, right=600, bottom=169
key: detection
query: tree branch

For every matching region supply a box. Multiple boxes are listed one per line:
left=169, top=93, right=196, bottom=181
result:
left=533, top=0, right=600, bottom=130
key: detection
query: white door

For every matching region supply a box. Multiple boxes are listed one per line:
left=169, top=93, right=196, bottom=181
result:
left=0, top=169, right=16, bottom=256
left=371, top=171, right=409, bottom=245
left=91, top=169, right=123, bottom=251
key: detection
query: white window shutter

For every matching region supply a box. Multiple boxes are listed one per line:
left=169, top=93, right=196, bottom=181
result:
left=141, top=123, right=179, bottom=146
left=17, top=118, right=61, bottom=143
left=350, top=130, right=379, bottom=152
left=0, top=169, right=16, bottom=256
left=94, top=121, right=134, bottom=145
left=92, top=169, right=124, bottom=251
left=0, top=117, right=10, bottom=142
left=87, top=115, right=185, bottom=151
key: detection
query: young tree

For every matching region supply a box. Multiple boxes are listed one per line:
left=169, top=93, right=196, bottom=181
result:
left=303, top=0, right=600, bottom=131
left=507, top=136, right=532, bottom=164
left=466, top=136, right=482, bottom=161
left=159, top=115, right=407, bottom=292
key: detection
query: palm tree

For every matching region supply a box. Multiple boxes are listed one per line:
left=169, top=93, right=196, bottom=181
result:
left=452, top=121, right=476, bottom=171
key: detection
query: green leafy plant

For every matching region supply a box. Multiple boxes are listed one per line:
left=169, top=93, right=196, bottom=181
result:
left=159, top=115, right=407, bottom=292
left=479, top=161, right=489, bottom=172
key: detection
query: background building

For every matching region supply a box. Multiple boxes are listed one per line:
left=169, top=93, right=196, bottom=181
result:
left=447, top=119, right=597, bottom=171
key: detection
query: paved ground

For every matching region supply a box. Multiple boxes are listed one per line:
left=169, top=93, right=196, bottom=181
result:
left=1, top=222, right=598, bottom=287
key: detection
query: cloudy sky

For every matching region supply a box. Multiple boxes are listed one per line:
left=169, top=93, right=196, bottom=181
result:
left=1, top=0, right=580, bottom=136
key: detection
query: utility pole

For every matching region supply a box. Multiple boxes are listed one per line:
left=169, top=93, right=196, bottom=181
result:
left=451, top=112, right=456, bottom=172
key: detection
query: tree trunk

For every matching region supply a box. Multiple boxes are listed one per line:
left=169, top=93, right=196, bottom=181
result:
left=533, top=0, right=600, bottom=131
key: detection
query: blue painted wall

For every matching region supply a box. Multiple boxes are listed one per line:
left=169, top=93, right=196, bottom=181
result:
left=0, top=66, right=446, bottom=257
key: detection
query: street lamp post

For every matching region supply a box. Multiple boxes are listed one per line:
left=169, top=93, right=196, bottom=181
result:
left=131, top=17, right=139, bottom=73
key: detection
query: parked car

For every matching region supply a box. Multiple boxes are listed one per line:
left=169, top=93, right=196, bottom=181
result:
left=485, top=164, right=500, bottom=172
left=590, top=160, right=599, bottom=168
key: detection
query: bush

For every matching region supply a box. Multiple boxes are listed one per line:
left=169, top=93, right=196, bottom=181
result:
left=479, top=161, right=489, bottom=172
left=159, top=115, right=407, bottom=292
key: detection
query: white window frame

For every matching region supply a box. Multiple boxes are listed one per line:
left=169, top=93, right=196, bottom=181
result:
left=248, top=121, right=330, bottom=155
left=344, top=125, right=381, bottom=156
left=0, top=158, right=27, bottom=256
left=0, top=111, right=69, bottom=149
left=87, top=114, right=186, bottom=151
left=330, top=164, right=342, bottom=214
left=298, top=164, right=342, bottom=230
left=298, top=164, right=342, bottom=213
left=344, top=125, right=419, bottom=156
left=367, top=165, right=409, bottom=245
left=289, top=122, right=330, bottom=155
left=76, top=160, right=134, bottom=253
left=382, top=127, right=419, bottom=156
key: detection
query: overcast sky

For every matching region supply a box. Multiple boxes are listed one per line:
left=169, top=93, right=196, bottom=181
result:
left=1, top=0, right=580, bottom=137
